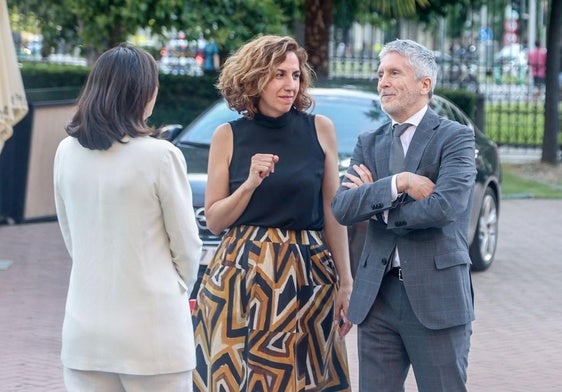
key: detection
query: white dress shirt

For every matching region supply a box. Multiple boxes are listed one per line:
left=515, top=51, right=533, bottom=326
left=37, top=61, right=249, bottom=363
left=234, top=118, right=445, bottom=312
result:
left=388, top=105, right=428, bottom=267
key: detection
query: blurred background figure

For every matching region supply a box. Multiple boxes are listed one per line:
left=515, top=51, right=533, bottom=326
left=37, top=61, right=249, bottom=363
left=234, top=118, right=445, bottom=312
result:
left=528, top=40, right=547, bottom=99
left=203, top=39, right=220, bottom=75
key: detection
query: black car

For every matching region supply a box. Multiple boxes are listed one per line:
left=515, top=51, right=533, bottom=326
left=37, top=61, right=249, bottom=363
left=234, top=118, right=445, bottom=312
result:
left=163, top=88, right=501, bottom=295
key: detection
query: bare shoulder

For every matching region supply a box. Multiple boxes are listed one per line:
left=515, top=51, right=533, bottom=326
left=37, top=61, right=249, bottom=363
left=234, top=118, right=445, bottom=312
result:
left=212, top=122, right=233, bottom=140
left=209, top=122, right=233, bottom=151
left=313, top=114, right=337, bottom=152
left=314, top=114, right=336, bottom=137
left=314, top=113, right=335, bottom=130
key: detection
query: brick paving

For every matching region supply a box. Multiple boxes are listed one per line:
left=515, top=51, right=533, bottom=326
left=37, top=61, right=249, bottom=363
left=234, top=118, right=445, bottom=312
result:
left=0, top=221, right=68, bottom=392
left=1, top=199, right=562, bottom=391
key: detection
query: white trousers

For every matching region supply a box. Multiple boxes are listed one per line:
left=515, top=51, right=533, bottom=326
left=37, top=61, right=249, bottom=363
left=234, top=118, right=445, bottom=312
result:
left=63, top=367, right=193, bottom=392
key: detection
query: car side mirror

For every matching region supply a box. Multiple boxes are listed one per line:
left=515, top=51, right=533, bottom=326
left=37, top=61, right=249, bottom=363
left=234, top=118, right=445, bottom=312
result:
left=156, top=124, right=183, bottom=141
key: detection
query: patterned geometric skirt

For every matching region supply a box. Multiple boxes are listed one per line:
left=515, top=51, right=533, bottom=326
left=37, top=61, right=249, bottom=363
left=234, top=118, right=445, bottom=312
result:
left=192, top=225, right=351, bottom=391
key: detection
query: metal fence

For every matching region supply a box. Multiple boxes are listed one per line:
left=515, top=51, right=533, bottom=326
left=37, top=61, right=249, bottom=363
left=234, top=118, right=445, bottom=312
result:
left=329, top=53, right=560, bottom=152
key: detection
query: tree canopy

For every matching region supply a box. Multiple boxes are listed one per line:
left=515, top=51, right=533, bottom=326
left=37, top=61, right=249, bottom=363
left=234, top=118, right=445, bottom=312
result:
left=8, top=0, right=294, bottom=61
left=9, top=0, right=476, bottom=62
left=9, top=0, right=560, bottom=165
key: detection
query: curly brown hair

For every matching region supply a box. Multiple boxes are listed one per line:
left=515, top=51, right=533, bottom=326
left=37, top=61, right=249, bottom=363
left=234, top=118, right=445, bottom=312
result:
left=217, top=35, right=314, bottom=119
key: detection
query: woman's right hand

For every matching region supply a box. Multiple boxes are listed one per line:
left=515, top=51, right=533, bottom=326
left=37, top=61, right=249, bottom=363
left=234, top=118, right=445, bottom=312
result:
left=246, top=153, right=280, bottom=188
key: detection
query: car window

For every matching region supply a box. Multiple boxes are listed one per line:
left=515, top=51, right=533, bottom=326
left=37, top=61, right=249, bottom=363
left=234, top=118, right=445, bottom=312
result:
left=449, top=105, right=472, bottom=128
left=177, top=101, right=241, bottom=145
left=430, top=96, right=476, bottom=133
left=429, top=97, right=455, bottom=120
left=178, top=92, right=473, bottom=149
left=310, top=95, right=388, bottom=154
left=177, top=94, right=388, bottom=151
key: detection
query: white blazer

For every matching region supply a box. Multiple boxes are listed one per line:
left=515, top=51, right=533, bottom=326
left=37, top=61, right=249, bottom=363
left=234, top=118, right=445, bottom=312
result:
left=54, top=135, right=202, bottom=375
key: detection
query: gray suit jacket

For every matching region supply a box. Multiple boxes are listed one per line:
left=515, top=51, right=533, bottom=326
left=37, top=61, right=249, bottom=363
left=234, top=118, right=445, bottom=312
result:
left=332, top=108, right=476, bottom=330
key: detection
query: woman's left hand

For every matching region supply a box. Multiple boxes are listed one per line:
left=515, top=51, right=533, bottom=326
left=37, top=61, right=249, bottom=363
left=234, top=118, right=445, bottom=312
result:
left=334, top=283, right=353, bottom=338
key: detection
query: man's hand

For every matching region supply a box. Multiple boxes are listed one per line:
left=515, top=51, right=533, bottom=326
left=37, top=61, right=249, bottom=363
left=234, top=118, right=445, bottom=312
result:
left=342, top=164, right=374, bottom=189
left=397, top=172, right=435, bottom=200
left=343, top=164, right=382, bottom=221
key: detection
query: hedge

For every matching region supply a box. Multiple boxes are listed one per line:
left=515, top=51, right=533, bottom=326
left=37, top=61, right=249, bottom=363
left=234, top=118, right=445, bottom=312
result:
left=19, top=62, right=477, bottom=129
left=20, top=62, right=221, bottom=129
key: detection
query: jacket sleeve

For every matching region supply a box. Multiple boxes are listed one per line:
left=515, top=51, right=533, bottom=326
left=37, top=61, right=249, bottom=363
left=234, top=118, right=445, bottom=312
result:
left=331, top=131, right=395, bottom=226
left=53, top=139, right=73, bottom=255
left=387, top=123, right=476, bottom=231
left=158, top=146, right=203, bottom=294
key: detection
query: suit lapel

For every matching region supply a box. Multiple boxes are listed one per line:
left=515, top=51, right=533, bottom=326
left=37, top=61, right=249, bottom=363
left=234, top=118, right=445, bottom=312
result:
left=371, top=110, right=440, bottom=176
left=374, top=123, right=393, bottom=176
left=404, top=110, right=440, bottom=171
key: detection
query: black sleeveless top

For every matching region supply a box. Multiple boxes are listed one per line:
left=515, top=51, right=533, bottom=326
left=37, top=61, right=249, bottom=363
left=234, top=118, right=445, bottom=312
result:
left=229, top=108, right=325, bottom=230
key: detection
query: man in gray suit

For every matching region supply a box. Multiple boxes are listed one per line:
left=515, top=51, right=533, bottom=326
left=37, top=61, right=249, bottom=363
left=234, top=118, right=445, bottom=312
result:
left=332, top=39, right=476, bottom=391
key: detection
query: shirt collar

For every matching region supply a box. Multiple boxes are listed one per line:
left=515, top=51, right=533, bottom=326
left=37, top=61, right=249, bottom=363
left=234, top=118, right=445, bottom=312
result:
left=391, top=105, right=428, bottom=128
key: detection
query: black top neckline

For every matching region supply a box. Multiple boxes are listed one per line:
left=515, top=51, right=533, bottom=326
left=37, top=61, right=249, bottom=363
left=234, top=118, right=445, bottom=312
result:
left=254, top=108, right=295, bottom=129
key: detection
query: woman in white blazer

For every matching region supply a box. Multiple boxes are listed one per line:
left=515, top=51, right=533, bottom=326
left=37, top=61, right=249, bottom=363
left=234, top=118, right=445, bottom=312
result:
left=54, top=43, right=202, bottom=392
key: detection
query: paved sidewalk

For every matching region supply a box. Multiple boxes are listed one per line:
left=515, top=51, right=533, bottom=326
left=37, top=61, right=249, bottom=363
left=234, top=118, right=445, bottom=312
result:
left=0, top=223, right=361, bottom=391
left=2, top=198, right=562, bottom=391
left=0, top=222, right=68, bottom=392
left=497, top=146, right=543, bottom=164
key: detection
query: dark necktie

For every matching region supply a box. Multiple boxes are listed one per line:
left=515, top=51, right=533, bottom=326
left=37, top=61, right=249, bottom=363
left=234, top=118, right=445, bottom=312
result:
left=387, top=123, right=411, bottom=271
left=389, top=123, right=411, bottom=174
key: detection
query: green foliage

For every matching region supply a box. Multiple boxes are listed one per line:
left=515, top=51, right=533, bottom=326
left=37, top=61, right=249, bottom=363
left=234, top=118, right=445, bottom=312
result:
left=64, top=0, right=187, bottom=51
left=332, top=0, right=360, bottom=29
left=373, top=0, right=430, bottom=18
left=8, top=0, right=81, bottom=57
left=179, top=0, right=290, bottom=53
left=19, top=62, right=220, bottom=129
left=331, top=0, right=432, bottom=28
left=485, top=103, right=554, bottom=147
left=9, top=0, right=293, bottom=58
left=20, top=63, right=89, bottom=88
left=149, top=74, right=221, bottom=128
left=339, top=0, right=430, bottom=20
left=501, top=164, right=562, bottom=199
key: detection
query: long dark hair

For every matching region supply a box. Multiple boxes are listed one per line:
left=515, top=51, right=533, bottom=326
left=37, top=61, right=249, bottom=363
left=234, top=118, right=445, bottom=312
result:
left=66, top=43, right=159, bottom=150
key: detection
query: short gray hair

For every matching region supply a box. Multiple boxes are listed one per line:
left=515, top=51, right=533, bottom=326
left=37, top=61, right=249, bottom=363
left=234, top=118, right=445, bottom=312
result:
left=379, top=39, right=438, bottom=96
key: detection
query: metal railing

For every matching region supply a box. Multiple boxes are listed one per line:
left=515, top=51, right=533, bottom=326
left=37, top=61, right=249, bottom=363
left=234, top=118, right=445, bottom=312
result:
left=329, top=53, right=560, bottom=151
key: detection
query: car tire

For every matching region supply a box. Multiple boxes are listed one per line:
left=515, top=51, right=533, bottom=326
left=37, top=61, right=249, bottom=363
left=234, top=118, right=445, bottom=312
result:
left=470, top=187, right=499, bottom=271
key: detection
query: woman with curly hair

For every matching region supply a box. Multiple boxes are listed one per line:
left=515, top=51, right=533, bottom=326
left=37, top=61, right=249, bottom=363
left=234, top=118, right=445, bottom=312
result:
left=191, top=35, right=353, bottom=391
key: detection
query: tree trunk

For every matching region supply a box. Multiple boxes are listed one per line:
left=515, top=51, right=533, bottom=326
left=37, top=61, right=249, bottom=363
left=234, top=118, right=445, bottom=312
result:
left=304, top=0, right=333, bottom=81
left=542, top=0, right=562, bottom=164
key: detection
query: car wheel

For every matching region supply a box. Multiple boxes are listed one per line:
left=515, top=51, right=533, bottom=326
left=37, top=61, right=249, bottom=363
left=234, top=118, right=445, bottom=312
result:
left=470, top=187, right=498, bottom=271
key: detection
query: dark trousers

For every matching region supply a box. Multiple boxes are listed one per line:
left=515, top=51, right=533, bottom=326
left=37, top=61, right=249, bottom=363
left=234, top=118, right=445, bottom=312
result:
left=357, top=274, right=472, bottom=392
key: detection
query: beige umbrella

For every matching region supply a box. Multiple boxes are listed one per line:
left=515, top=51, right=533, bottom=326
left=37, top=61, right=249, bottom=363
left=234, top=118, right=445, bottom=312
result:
left=0, top=0, right=28, bottom=154
left=1, top=0, right=27, bottom=268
